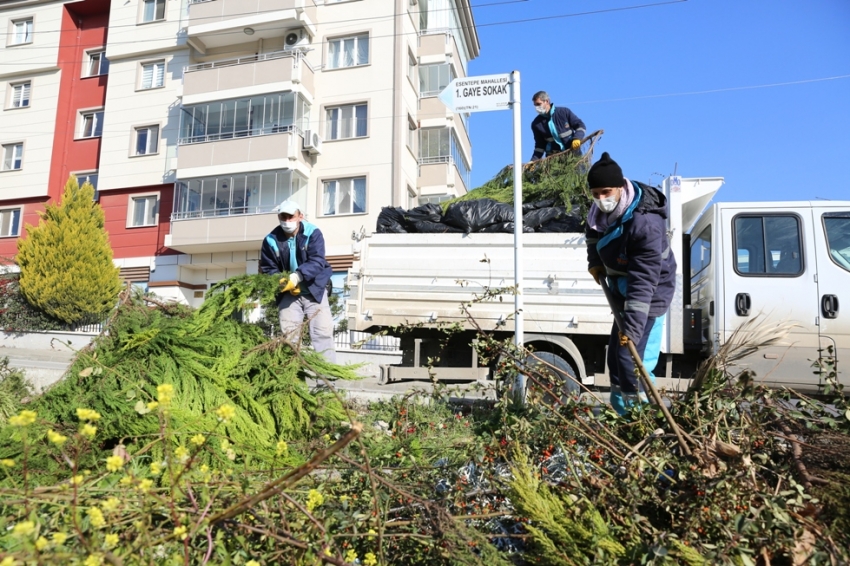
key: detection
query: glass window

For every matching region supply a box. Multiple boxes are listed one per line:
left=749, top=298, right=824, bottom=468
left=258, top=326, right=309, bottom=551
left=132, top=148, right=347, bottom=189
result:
left=0, top=208, right=21, bottom=237
left=11, top=82, right=30, bottom=108
left=2, top=143, right=23, bottom=170
left=134, top=125, right=159, bottom=155
left=78, top=172, right=98, bottom=189
left=80, top=110, right=104, bottom=138
left=173, top=171, right=301, bottom=218
left=179, top=92, right=307, bottom=144
left=327, top=34, right=369, bottom=69
left=690, top=224, right=711, bottom=279
left=823, top=213, right=850, bottom=272
left=734, top=215, right=803, bottom=276
left=11, top=19, right=33, bottom=45
left=326, top=103, right=367, bottom=140
left=419, top=63, right=454, bottom=96
left=322, top=177, right=366, bottom=216
left=86, top=51, right=109, bottom=77
left=142, top=0, right=165, bottom=22
left=140, top=60, right=164, bottom=89
left=131, top=195, right=157, bottom=226
left=408, top=51, right=417, bottom=86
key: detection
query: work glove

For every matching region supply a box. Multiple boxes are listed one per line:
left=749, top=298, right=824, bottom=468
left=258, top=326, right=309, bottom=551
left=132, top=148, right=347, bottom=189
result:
left=618, top=331, right=630, bottom=347
left=571, top=139, right=581, bottom=150
left=279, top=272, right=301, bottom=295
left=588, top=266, right=605, bottom=285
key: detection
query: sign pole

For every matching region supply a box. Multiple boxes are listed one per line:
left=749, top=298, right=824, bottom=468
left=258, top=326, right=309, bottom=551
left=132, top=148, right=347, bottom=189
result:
left=509, top=70, right=525, bottom=401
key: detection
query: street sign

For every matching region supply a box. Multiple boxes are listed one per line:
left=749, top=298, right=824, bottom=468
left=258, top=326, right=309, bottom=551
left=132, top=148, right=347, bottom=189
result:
left=438, top=73, right=511, bottom=114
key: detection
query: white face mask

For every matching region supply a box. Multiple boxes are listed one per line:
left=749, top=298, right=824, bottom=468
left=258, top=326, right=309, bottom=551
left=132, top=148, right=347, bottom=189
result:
left=534, top=104, right=548, bottom=115
left=280, top=220, right=298, bottom=233
left=594, top=196, right=619, bottom=214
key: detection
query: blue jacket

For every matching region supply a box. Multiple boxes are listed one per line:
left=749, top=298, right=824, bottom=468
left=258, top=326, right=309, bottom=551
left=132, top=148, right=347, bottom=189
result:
left=531, top=105, right=586, bottom=160
left=586, top=181, right=676, bottom=343
left=259, top=222, right=332, bottom=303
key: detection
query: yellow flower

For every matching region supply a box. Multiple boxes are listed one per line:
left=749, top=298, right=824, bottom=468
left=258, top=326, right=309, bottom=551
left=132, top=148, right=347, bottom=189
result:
left=76, top=408, right=101, bottom=422
left=322, top=434, right=331, bottom=442
left=101, top=497, right=120, bottom=512
left=47, top=429, right=68, bottom=446
left=12, top=520, right=36, bottom=538
left=80, top=424, right=97, bottom=439
left=306, top=489, right=324, bottom=512
left=339, top=495, right=349, bottom=503
left=276, top=440, right=288, bottom=455
left=137, top=478, right=154, bottom=492
left=190, top=434, right=206, bottom=446
left=0, top=459, right=14, bottom=468
left=344, top=549, right=358, bottom=563
left=173, top=526, right=187, bottom=540
left=71, top=474, right=84, bottom=486
left=105, top=455, right=124, bottom=472
left=146, top=401, right=159, bottom=411
left=52, top=532, right=68, bottom=545
left=324, top=547, right=333, bottom=556
left=174, top=446, right=189, bottom=461
left=84, top=554, right=103, bottom=566
left=200, top=464, right=209, bottom=473
left=88, top=507, right=106, bottom=528
left=0, top=557, right=15, bottom=566
left=9, top=409, right=37, bottom=427
left=246, top=561, right=260, bottom=566
left=363, top=552, right=378, bottom=566
left=156, top=383, right=174, bottom=405
left=367, top=528, right=377, bottom=540
left=215, top=404, right=236, bottom=422
left=150, top=461, right=163, bottom=476
left=104, top=533, right=119, bottom=549
left=119, top=474, right=133, bottom=486
left=220, top=438, right=230, bottom=451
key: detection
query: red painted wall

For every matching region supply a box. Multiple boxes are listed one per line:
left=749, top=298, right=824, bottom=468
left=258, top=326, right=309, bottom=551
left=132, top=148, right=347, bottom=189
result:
left=99, top=185, right=178, bottom=259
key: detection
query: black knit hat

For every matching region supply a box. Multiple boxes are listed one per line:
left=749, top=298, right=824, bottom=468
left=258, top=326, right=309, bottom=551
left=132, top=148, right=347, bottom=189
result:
left=587, top=152, right=625, bottom=189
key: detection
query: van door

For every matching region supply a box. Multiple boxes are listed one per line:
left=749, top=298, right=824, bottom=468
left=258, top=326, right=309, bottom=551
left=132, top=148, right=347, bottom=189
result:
left=811, top=208, right=850, bottom=389
left=720, top=208, right=820, bottom=391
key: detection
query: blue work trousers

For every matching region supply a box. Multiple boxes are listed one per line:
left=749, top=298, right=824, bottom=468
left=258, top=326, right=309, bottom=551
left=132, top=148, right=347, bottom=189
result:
left=607, top=315, right=664, bottom=415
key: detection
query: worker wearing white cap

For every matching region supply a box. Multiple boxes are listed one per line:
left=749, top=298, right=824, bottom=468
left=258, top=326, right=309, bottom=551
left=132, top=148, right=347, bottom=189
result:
left=259, top=200, right=336, bottom=363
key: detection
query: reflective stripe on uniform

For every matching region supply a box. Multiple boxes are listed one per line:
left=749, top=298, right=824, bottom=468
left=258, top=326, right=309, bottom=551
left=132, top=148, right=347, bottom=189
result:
left=624, top=300, right=651, bottom=314
left=559, top=129, right=574, bottom=138
left=662, top=245, right=670, bottom=260
left=606, top=267, right=628, bottom=277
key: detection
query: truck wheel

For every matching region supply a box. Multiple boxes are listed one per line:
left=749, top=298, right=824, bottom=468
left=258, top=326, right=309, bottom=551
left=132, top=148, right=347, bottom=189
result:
left=525, top=351, right=580, bottom=404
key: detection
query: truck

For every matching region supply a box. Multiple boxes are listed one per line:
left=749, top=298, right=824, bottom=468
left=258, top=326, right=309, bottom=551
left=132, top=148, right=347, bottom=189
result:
left=346, top=176, right=850, bottom=394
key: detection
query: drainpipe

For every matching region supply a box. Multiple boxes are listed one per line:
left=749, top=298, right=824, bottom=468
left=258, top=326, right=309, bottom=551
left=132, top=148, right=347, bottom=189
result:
left=390, top=0, right=404, bottom=206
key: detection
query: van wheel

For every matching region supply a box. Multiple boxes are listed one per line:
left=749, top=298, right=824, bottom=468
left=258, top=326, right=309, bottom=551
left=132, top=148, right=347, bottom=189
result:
left=525, top=351, right=580, bottom=405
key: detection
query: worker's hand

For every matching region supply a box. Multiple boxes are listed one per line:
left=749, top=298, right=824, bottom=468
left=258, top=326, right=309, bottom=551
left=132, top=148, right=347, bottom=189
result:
left=618, top=331, right=630, bottom=347
left=279, top=272, right=301, bottom=294
left=588, top=266, right=605, bottom=285
left=571, top=139, right=581, bottom=150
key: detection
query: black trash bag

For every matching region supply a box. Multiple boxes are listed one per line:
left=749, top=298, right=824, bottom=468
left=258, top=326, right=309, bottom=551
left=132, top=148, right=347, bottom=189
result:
left=443, top=199, right=515, bottom=233
left=523, top=206, right=568, bottom=230
left=376, top=207, right=408, bottom=233
left=404, top=203, right=443, bottom=225
left=522, top=199, right=557, bottom=214
left=479, top=222, right=534, bottom=233
left=536, top=214, right=585, bottom=233
left=411, top=221, right=464, bottom=233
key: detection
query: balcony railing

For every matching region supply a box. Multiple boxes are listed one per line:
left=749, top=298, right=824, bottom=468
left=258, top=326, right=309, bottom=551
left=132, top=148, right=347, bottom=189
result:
left=183, top=49, right=309, bottom=74
left=171, top=205, right=280, bottom=221
left=178, top=124, right=302, bottom=146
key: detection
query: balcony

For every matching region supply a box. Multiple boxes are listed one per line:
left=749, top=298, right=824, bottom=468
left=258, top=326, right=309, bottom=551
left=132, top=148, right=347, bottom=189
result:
left=418, top=31, right=462, bottom=65
left=177, top=129, right=309, bottom=179
left=418, top=159, right=468, bottom=195
left=418, top=96, right=470, bottom=150
left=183, top=51, right=314, bottom=101
left=168, top=211, right=278, bottom=254
left=187, top=0, right=316, bottom=51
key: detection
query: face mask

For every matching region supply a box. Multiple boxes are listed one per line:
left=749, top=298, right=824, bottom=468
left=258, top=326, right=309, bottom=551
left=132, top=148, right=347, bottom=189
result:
left=280, top=221, right=298, bottom=233
left=534, top=104, right=548, bottom=115
left=594, top=196, right=619, bottom=214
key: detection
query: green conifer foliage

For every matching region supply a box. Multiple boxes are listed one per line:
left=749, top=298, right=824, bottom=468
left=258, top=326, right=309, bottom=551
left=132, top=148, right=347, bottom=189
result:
left=16, top=175, right=121, bottom=324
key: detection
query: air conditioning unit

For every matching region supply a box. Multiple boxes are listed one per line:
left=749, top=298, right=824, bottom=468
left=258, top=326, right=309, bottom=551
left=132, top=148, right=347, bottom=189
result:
left=284, top=28, right=310, bottom=51
left=303, top=130, right=322, bottom=155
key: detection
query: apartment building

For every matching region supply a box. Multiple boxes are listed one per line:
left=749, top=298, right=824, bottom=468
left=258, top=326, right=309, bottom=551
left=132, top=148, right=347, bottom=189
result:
left=0, top=0, right=479, bottom=305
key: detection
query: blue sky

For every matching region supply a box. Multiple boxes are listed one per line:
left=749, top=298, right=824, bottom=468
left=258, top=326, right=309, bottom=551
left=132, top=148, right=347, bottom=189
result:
left=465, top=0, right=850, bottom=203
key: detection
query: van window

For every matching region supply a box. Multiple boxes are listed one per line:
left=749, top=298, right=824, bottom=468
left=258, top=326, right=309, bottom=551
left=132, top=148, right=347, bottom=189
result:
left=690, top=224, right=711, bottom=279
left=823, top=212, right=850, bottom=272
left=733, top=214, right=803, bottom=276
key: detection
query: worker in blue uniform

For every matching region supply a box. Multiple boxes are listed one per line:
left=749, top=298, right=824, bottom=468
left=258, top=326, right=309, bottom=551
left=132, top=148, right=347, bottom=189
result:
left=530, top=91, right=586, bottom=161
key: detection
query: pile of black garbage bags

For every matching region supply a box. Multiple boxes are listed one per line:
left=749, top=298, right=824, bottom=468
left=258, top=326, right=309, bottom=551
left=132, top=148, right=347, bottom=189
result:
left=376, top=199, right=584, bottom=234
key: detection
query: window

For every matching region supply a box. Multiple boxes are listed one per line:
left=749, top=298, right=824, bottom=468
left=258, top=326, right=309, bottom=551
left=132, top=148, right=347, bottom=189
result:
left=134, top=125, right=159, bottom=155
left=80, top=110, right=104, bottom=138
left=690, top=224, right=711, bottom=279
left=2, top=143, right=23, bottom=170
left=140, top=60, right=165, bottom=89
left=408, top=50, right=417, bottom=86
left=407, top=186, right=417, bottom=209
left=130, top=195, right=158, bottom=227
left=822, top=212, right=850, bottom=272
left=327, top=34, right=369, bottom=69
left=11, top=19, right=33, bottom=45
left=419, top=194, right=452, bottom=206
left=733, top=214, right=803, bottom=276
left=407, top=115, right=417, bottom=151
left=419, top=127, right=470, bottom=187
left=10, top=82, right=31, bottom=108
left=0, top=208, right=21, bottom=237
left=419, top=63, right=454, bottom=96
left=77, top=172, right=98, bottom=189
left=179, top=92, right=310, bottom=144
left=141, top=0, right=166, bottom=22
left=174, top=170, right=306, bottom=219
left=322, top=177, right=366, bottom=216
left=326, top=103, right=367, bottom=140
left=86, top=50, right=109, bottom=77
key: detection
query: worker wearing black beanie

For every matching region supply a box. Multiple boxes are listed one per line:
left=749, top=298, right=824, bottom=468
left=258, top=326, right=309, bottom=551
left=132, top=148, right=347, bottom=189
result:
left=587, top=152, right=625, bottom=190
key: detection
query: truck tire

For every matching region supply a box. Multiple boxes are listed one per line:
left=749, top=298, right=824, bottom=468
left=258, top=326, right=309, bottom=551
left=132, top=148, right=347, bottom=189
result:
left=525, top=351, right=580, bottom=404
